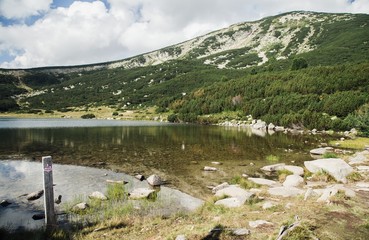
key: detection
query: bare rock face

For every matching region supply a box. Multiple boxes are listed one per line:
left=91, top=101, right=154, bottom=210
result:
left=304, top=158, right=353, bottom=183
left=147, top=174, right=163, bottom=186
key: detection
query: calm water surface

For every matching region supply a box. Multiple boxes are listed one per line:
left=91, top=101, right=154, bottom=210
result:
left=0, top=118, right=324, bottom=197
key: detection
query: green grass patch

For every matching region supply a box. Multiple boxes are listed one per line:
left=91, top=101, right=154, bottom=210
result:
left=106, top=183, right=127, bottom=201
left=278, top=169, right=294, bottom=182
left=266, top=154, right=280, bottom=162
left=230, top=176, right=261, bottom=189
left=330, top=137, right=369, bottom=150
left=322, top=152, right=338, bottom=158
left=346, top=171, right=363, bottom=182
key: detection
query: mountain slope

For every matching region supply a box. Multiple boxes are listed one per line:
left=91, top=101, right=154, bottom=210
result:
left=1, top=11, right=369, bottom=132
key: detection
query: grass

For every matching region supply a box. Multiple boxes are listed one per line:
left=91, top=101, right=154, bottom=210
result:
left=230, top=175, right=261, bottom=189
left=266, top=154, right=280, bottom=163
left=277, top=169, right=294, bottom=182
left=346, top=171, right=363, bottom=182
left=330, top=137, right=369, bottom=150
left=322, top=152, right=338, bottom=158
left=309, top=170, right=336, bottom=182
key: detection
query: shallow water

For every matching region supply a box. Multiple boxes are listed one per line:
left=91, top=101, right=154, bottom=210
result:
left=0, top=118, right=324, bottom=198
left=0, top=160, right=203, bottom=230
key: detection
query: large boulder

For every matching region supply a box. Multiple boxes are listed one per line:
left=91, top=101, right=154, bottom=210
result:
left=304, top=158, right=354, bottom=183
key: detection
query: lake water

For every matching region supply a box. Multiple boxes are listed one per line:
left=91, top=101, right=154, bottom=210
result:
left=0, top=118, right=324, bottom=198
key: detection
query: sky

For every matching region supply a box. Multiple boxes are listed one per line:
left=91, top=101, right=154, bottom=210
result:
left=0, top=0, right=368, bottom=69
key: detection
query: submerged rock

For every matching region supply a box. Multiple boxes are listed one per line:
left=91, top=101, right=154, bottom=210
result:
left=26, top=190, right=44, bottom=201
left=304, top=158, right=353, bottom=183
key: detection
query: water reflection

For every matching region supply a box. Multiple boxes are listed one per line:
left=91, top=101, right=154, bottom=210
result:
left=0, top=119, right=324, bottom=197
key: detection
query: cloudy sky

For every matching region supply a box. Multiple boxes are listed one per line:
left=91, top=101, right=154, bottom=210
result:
left=0, top=0, right=368, bottom=69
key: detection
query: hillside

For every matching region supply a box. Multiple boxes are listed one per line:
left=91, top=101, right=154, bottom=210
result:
left=1, top=11, right=369, bottom=132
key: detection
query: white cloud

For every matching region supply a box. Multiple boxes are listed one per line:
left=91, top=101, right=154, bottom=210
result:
left=0, top=0, right=369, bottom=68
left=0, top=0, right=52, bottom=19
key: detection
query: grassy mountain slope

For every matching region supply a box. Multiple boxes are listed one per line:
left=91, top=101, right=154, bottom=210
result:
left=1, top=11, right=369, bottom=132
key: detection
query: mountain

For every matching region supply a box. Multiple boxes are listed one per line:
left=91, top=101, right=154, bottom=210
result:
left=1, top=11, right=369, bottom=132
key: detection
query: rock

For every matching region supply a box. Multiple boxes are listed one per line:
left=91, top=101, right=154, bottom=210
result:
left=249, top=220, right=273, bottom=228
left=260, top=163, right=286, bottom=172
left=262, top=201, right=276, bottom=210
left=147, top=174, right=163, bottom=186
left=253, top=120, right=267, bottom=129
left=348, top=151, right=369, bottom=165
left=304, top=158, right=354, bottom=183
left=357, top=166, right=369, bottom=172
left=215, top=185, right=254, bottom=204
left=175, top=235, right=187, bottom=240
left=282, top=165, right=304, bottom=176
left=304, top=188, right=318, bottom=201
left=285, top=202, right=294, bottom=209
left=204, top=166, right=217, bottom=171
left=275, top=126, right=285, bottom=131
left=89, top=191, right=108, bottom=200
left=211, top=161, right=222, bottom=165
left=248, top=177, right=279, bottom=187
left=356, top=182, right=369, bottom=188
left=316, top=184, right=356, bottom=202
left=129, top=188, right=156, bottom=199
left=310, top=147, right=333, bottom=156
left=268, top=123, right=275, bottom=131
left=135, top=174, right=145, bottom=181
left=0, top=200, right=11, bottom=207
left=268, top=187, right=304, bottom=197
left=72, top=202, right=89, bottom=211
left=32, top=213, right=45, bottom=220
left=232, top=228, right=250, bottom=236
left=26, top=190, right=44, bottom=201
left=215, top=197, right=245, bottom=208
left=283, top=175, right=304, bottom=187
left=212, top=182, right=229, bottom=193
left=317, top=188, right=338, bottom=202
left=55, top=195, right=62, bottom=204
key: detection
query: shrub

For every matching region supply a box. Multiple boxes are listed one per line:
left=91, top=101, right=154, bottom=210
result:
left=81, top=113, right=96, bottom=119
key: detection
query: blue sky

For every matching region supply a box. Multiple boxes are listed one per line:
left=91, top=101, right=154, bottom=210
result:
left=0, top=0, right=368, bottom=69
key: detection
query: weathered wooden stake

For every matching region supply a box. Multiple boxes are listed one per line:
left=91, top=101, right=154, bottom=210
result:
left=42, top=156, right=56, bottom=229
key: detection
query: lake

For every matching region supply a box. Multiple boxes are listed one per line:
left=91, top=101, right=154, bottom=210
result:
left=0, top=118, right=324, bottom=198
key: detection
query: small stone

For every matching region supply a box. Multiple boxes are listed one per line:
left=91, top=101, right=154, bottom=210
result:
left=72, top=202, right=89, bottom=211
left=249, top=220, right=273, bottom=228
left=204, top=166, right=217, bottom=171
left=232, top=228, right=250, bottom=236
left=89, top=191, right=108, bottom=200
left=211, top=161, right=222, bottom=165
left=147, top=174, right=163, bottom=186
left=129, top=188, right=156, bottom=199
left=175, top=235, right=186, bottom=240
left=134, top=174, right=145, bottom=181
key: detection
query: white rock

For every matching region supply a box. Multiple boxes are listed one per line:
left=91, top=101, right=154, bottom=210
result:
left=175, top=235, right=186, bottom=240
left=89, top=191, right=108, bottom=200
left=357, top=166, right=369, bottom=171
left=262, top=201, right=276, bottom=210
left=268, top=187, right=304, bottom=197
left=249, top=220, right=273, bottom=228
left=282, top=165, right=304, bottom=176
left=260, top=163, right=286, bottom=172
left=248, top=177, right=279, bottom=187
left=204, top=166, right=217, bottom=171
left=211, top=161, right=222, bottom=165
left=268, top=123, right=275, bottom=130
left=232, top=228, right=250, bottom=236
left=129, top=188, right=156, bottom=199
left=304, top=158, right=354, bottom=183
left=147, top=174, right=162, bottom=186
left=215, top=185, right=254, bottom=204
left=72, top=202, right=89, bottom=211
left=310, top=147, right=333, bottom=156
left=215, top=197, right=244, bottom=208
left=212, top=182, right=229, bottom=193
left=317, top=188, right=338, bottom=202
left=275, top=126, right=285, bottom=131
left=356, top=182, right=369, bottom=188
left=283, top=175, right=304, bottom=187
left=304, top=188, right=318, bottom=201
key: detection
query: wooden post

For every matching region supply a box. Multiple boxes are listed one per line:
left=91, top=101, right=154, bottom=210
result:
left=42, top=156, right=56, bottom=230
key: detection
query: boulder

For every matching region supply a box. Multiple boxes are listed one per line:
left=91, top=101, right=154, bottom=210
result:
left=26, top=190, right=44, bottom=201
left=283, top=175, right=304, bottom=187
left=89, top=191, right=108, bottom=200
left=147, top=174, right=163, bottom=186
left=253, top=120, right=267, bottom=129
left=248, top=177, right=279, bottom=187
left=268, top=187, right=304, bottom=197
left=249, top=220, right=273, bottom=228
left=304, top=158, right=354, bottom=183
left=268, top=123, right=275, bottom=131
left=275, top=126, right=285, bottom=132
left=129, top=188, right=156, bottom=199
left=175, top=235, right=187, bottom=240
left=215, top=185, right=254, bottom=204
